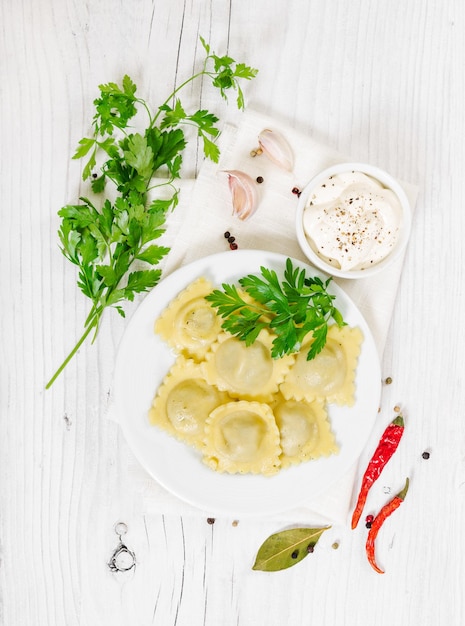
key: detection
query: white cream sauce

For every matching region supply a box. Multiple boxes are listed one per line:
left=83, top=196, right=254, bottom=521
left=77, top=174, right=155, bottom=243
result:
left=303, top=171, right=402, bottom=271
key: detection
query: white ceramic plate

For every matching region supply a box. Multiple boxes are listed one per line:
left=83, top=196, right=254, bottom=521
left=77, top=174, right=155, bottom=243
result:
left=113, top=250, right=381, bottom=517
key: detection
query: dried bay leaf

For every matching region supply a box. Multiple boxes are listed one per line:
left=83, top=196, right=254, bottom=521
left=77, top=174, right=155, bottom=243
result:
left=252, top=526, right=331, bottom=572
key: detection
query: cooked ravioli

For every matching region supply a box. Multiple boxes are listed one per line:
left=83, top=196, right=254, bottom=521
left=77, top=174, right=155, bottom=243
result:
left=203, top=400, right=281, bottom=475
left=272, top=396, right=338, bottom=467
left=155, top=277, right=221, bottom=360
left=149, top=357, right=229, bottom=448
left=280, top=325, right=363, bottom=406
left=202, top=329, right=294, bottom=401
left=149, top=274, right=363, bottom=476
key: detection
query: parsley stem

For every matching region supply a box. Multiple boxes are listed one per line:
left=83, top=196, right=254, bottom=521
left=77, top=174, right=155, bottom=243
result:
left=136, top=97, right=153, bottom=127
left=45, top=310, right=100, bottom=389
left=152, top=70, right=207, bottom=125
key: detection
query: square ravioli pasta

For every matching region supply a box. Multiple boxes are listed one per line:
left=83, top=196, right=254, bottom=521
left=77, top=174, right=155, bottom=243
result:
left=202, top=329, right=295, bottom=402
left=271, top=394, right=339, bottom=468
left=280, top=325, right=363, bottom=406
left=149, top=356, right=230, bottom=448
left=202, top=400, right=282, bottom=476
left=154, top=277, right=222, bottom=361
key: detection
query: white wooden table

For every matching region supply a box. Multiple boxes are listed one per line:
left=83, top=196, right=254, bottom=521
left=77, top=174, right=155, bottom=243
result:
left=2, top=1, right=463, bottom=624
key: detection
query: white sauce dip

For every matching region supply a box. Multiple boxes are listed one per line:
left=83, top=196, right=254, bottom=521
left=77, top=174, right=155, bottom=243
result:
left=302, top=171, right=403, bottom=271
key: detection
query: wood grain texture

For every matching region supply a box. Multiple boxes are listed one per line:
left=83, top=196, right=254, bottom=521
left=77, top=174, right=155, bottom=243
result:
left=1, top=0, right=464, bottom=624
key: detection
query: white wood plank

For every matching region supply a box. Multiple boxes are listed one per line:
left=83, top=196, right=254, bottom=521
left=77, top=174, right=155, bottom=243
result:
left=1, top=0, right=464, bottom=624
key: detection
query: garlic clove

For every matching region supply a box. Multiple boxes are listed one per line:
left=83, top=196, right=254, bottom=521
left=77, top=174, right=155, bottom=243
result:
left=223, top=170, right=259, bottom=221
left=258, top=128, right=294, bottom=171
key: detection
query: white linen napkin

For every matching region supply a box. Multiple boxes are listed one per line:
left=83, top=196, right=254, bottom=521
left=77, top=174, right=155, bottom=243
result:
left=110, top=109, right=418, bottom=525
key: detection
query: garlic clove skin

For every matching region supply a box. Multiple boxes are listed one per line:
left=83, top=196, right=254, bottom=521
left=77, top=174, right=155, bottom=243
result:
left=223, top=170, right=259, bottom=221
left=258, top=128, right=294, bottom=172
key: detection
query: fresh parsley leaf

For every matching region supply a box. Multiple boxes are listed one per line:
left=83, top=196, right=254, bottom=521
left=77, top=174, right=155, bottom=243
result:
left=93, top=77, right=138, bottom=135
left=188, top=110, right=220, bottom=137
left=205, top=259, right=346, bottom=361
left=122, top=74, right=137, bottom=97
left=125, top=269, right=163, bottom=296
left=154, top=129, right=186, bottom=170
left=82, top=149, right=97, bottom=181
left=201, top=134, right=220, bottom=162
left=159, top=99, right=187, bottom=128
left=73, top=137, right=96, bottom=160
left=91, top=175, right=106, bottom=193
left=123, top=133, right=154, bottom=180
left=136, top=244, right=170, bottom=264
left=199, top=35, right=210, bottom=55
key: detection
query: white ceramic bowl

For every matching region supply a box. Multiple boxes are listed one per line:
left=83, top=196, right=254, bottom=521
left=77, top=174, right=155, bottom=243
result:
left=295, top=162, right=412, bottom=279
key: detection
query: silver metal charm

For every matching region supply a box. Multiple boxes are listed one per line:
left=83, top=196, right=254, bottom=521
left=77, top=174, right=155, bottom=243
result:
left=108, top=522, right=136, bottom=573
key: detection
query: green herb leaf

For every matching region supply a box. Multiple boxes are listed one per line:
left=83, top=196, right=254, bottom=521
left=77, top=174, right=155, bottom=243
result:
left=201, top=133, right=220, bottom=162
left=82, top=148, right=97, bottom=181
left=136, top=244, right=170, bottom=265
left=73, top=137, right=96, bottom=160
left=159, top=99, right=187, bottom=128
left=199, top=35, right=210, bottom=55
left=189, top=109, right=220, bottom=137
left=125, top=269, right=162, bottom=297
left=46, top=37, right=258, bottom=388
left=124, top=133, right=154, bottom=180
left=122, top=74, right=137, bottom=97
left=206, top=259, right=345, bottom=360
left=252, top=527, right=330, bottom=572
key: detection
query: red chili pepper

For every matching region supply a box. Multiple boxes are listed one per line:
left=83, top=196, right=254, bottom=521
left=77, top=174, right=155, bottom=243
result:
left=351, top=415, right=405, bottom=529
left=366, top=477, right=409, bottom=574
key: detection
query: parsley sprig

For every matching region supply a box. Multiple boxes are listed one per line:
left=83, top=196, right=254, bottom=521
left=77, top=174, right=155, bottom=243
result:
left=46, top=37, right=257, bottom=388
left=205, top=258, right=346, bottom=360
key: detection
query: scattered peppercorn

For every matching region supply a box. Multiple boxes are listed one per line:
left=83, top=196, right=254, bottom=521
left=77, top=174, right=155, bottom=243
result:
left=256, top=176, right=264, bottom=183
left=92, top=172, right=98, bottom=179
left=223, top=230, right=239, bottom=250
left=422, top=451, right=430, bottom=460
left=365, top=514, right=374, bottom=529
left=307, top=544, right=314, bottom=553
left=292, top=187, right=301, bottom=196
left=291, top=550, right=299, bottom=559
left=207, top=517, right=215, bottom=525
left=385, top=377, right=393, bottom=384
left=331, top=542, right=340, bottom=550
